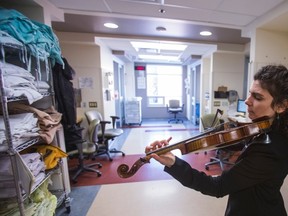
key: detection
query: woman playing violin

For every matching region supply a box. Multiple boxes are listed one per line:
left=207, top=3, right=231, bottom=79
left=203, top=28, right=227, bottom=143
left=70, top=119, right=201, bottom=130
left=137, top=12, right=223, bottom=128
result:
left=146, top=65, right=288, bottom=216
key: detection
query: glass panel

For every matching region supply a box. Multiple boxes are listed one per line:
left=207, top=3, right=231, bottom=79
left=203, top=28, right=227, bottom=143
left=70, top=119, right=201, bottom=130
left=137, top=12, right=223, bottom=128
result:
left=146, top=64, right=182, bottom=107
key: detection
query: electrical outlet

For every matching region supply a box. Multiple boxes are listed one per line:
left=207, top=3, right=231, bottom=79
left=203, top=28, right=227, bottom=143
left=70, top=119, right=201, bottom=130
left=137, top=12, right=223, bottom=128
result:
left=89, top=102, right=97, bottom=107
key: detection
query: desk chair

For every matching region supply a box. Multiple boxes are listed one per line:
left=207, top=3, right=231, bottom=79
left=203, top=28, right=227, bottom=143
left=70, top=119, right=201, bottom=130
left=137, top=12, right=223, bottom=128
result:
left=85, top=110, right=125, bottom=161
left=201, top=112, right=235, bottom=171
left=67, top=120, right=102, bottom=183
left=167, top=99, right=184, bottom=123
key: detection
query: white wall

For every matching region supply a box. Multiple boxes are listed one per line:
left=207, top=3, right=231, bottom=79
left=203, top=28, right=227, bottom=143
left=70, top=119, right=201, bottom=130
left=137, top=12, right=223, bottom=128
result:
left=211, top=52, right=245, bottom=97
left=210, top=52, right=245, bottom=117
left=254, top=29, right=288, bottom=65
left=248, top=29, right=288, bottom=89
left=56, top=32, right=104, bottom=136
left=95, top=39, right=117, bottom=121
left=124, top=62, right=136, bottom=98
left=200, top=57, right=211, bottom=116
left=56, top=33, right=131, bottom=134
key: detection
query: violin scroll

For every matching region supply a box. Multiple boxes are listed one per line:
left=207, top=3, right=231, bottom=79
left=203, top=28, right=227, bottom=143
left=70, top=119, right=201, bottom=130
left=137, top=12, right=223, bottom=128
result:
left=117, top=157, right=150, bottom=178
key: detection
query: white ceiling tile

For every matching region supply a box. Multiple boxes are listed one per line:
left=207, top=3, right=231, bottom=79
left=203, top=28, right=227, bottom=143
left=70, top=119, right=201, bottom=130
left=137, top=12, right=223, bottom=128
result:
left=106, top=1, right=214, bottom=24
left=33, top=0, right=288, bottom=63
left=47, top=0, right=109, bottom=12
left=210, top=11, right=255, bottom=26
left=163, top=0, right=224, bottom=10
left=218, top=0, right=285, bottom=16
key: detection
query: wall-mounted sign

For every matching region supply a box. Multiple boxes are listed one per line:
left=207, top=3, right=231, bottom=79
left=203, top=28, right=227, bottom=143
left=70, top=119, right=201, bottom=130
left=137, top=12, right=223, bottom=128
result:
left=135, top=66, right=146, bottom=71
left=79, top=77, right=93, bottom=88
left=137, top=77, right=146, bottom=89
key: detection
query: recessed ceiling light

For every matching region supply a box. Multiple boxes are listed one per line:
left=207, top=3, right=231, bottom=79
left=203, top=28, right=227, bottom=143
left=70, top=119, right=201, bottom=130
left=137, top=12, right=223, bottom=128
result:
left=104, top=23, right=118, bottom=29
left=200, top=31, right=212, bottom=36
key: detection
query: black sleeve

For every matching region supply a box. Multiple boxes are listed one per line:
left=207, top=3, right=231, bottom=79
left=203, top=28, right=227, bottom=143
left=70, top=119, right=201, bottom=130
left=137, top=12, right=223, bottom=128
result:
left=164, top=143, right=282, bottom=198
left=164, top=156, right=225, bottom=198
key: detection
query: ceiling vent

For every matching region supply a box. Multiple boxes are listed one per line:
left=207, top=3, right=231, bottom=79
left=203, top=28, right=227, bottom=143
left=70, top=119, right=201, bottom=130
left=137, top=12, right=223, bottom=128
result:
left=122, top=0, right=164, bottom=4
left=182, top=55, right=202, bottom=65
left=112, top=50, right=135, bottom=63
left=128, top=0, right=162, bottom=3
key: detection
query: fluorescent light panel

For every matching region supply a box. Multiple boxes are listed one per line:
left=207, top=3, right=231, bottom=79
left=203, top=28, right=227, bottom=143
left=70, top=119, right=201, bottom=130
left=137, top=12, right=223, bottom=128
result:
left=131, top=41, right=186, bottom=61
left=131, top=41, right=187, bottom=51
left=138, top=54, right=179, bottom=61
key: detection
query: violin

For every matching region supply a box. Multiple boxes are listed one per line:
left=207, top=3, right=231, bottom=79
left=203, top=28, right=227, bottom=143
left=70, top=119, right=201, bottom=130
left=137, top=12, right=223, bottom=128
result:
left=117, top=117, right=272, bottom=178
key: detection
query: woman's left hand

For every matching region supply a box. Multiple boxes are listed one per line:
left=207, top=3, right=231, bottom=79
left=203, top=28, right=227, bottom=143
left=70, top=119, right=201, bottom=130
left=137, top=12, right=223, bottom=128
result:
left=145, top=137, right=176, bottom=167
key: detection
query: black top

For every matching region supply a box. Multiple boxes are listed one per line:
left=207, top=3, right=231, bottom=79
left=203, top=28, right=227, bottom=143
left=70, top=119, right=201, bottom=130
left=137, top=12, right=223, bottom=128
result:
left=164, top=131, right=288, bottom=216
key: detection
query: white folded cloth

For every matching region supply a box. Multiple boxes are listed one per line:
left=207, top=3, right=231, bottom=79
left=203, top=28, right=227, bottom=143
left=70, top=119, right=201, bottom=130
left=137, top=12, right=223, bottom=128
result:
left=0, top=113, right=39, bottom=148
left=0, top=62, right=43, bottom=104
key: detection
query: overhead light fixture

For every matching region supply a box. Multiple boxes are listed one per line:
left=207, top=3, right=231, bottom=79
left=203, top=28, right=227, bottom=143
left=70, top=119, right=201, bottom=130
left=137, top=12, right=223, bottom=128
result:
left=131, top=41, right=186, bottom=62
left=200, top=31, right=212, bottom=36
left=131, top=41, right=187, bottom=51
left=138, top=54, right=179, bottom=61
left=104, top=22, right=118, bottom=29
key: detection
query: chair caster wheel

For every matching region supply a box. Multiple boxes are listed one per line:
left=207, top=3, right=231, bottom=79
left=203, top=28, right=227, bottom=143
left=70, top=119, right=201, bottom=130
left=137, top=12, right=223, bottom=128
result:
left=72, top=179, right=77, bottom=184
left=98, top=164, right=102, bottom=168
left=97, top=172, right=102, bottom=177
left=109, top=158, right=113, bottom=161
left=122, top=153, right=125, bottom=157
left=205, top=166, right=209, bottom=170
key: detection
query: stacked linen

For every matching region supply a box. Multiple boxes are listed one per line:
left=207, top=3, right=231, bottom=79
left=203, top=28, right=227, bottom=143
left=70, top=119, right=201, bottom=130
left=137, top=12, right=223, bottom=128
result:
left=0, top=163, right=56, bottom=216
left=0, top=61, right=45, bottom=104
left=0, top=152, right=45, bottom=198
left=0, top=30, right=24, bottom=47
left=34, top=80, right=50, bottom=94
left=0, top=8, right=64, bottom=67
left=21, top=153, right=46, bottom=190
left=9, top=104, right=63, bottom=144
left=0, top=113, right=39, bottom=151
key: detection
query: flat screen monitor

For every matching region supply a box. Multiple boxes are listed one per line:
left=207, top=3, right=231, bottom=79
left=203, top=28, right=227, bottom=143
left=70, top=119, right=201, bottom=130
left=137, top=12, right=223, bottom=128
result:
left=237, top=99, right=246, bottom=114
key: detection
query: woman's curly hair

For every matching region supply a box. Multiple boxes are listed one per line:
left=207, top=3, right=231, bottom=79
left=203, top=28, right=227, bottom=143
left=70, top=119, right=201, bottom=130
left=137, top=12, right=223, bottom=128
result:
left=254, top=65, right=288, bottom=135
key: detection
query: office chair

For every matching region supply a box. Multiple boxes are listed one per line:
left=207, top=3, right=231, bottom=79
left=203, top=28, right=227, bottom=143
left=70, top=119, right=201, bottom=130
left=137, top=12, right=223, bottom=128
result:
left=167, top=99, right=184, bottom=123
left=67, top=119, right=102, bottom=183
left=201, top=110, right=236, bottom=171
left=85, top=110, right=125, bottom=161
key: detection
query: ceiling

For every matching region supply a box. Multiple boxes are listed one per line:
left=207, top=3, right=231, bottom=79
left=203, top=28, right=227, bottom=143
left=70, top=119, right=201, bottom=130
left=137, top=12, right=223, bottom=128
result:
left=3, top=0, right=288, bottom=64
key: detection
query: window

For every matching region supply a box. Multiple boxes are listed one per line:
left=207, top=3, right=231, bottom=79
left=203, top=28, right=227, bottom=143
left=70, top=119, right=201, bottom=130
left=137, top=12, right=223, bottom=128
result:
left=146, top=64, right=182, bottom=107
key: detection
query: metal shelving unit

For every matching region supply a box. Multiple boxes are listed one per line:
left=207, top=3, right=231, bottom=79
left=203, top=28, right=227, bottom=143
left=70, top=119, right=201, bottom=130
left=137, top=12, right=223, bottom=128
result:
left=0, top=42, right=71, bottom=215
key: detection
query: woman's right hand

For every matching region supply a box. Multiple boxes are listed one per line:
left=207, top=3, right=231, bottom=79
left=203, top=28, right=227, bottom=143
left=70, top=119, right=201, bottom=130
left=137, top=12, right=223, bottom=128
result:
left=145, top=137, right=176, bottom=167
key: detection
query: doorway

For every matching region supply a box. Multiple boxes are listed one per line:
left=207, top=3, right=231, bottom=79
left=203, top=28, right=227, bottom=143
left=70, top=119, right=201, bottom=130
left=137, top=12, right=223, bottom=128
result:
left=190, top=65, right=201, bottom=125
left=113, top=61, right=125, bottom=127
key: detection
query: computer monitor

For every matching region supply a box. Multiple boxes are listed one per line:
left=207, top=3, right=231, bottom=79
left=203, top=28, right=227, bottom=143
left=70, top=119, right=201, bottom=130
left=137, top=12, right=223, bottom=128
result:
left=236, top=99, right=246, bottom=114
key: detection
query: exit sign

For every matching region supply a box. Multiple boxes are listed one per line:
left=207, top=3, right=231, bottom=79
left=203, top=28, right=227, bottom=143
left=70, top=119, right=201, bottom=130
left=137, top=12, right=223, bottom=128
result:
left=135, top=66, right=145, bottom=71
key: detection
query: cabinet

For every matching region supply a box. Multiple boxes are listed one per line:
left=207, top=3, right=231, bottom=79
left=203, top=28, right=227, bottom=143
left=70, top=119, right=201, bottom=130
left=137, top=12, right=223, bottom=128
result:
left=0, top=31, right=70, bottom=215
left=125, top=97, right=142, bottom=125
